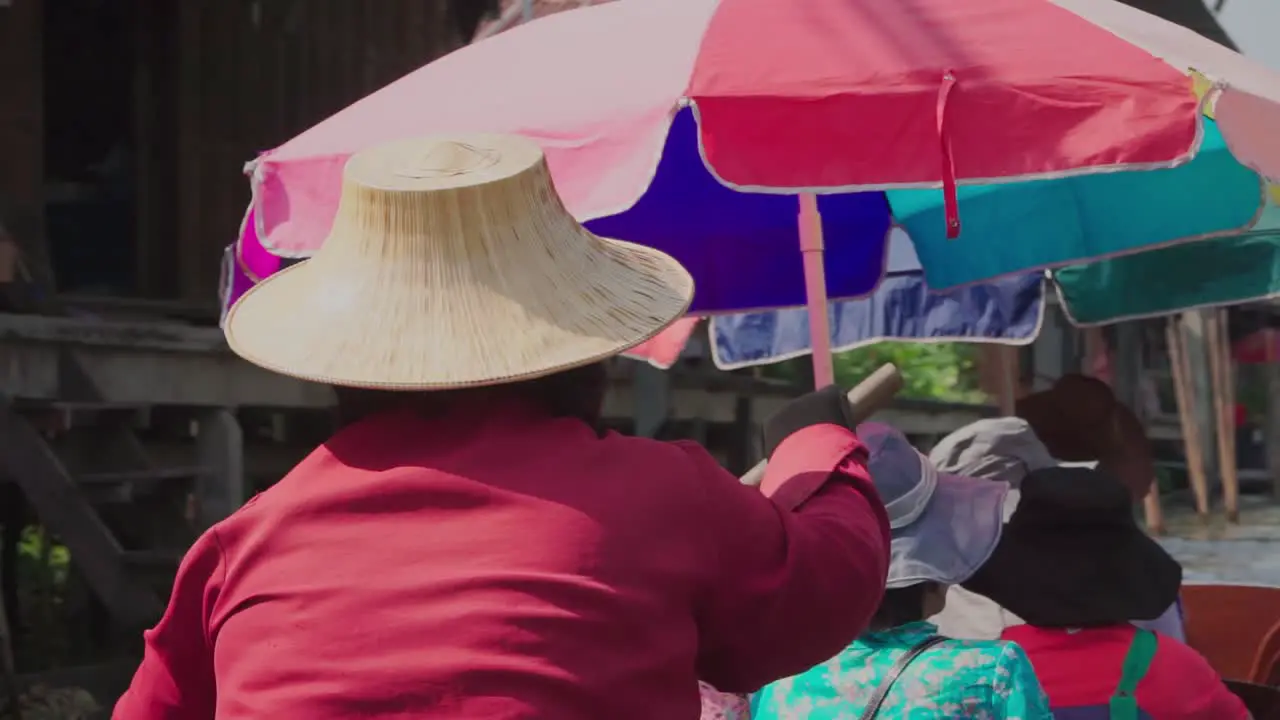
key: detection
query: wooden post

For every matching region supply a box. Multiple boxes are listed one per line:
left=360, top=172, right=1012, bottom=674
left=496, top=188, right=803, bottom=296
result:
left=1083, top=328, right=1110, bottom=380
left=195, top=408, right=244, bottom=527
left=1225, top=330, right=1239, bottom=518
left=1167, top=316, right=1211, bottom=520
left=1030, top=302, right=1065, bottom=392
left=1184, top=312, right=1218, bottom=479
left=0, top=0, right=49, bottom=290
left=176, top=1, right=204, bottom=305
left=0, top=570, right=17, bottom=720
left=1267, top=330, right=1280, bottom=499
left=134, top=0, right=158, bottom=297
left=726, top=370, right=760, bottom=476
left=1114, top=323, right=1165, bottom=535
left=726, top=393, right=753, bottom=476
left=631, top=362, right=670, bottom=439
left=996, top=346, right=1018, bottom=416
left=133, top=1, right=181, bottom=298
left=1206, top=309, right=1240, bottom=522
left=1204, top=311, right=1228, bottom=520
left=1143, top=484, right=1166, bottom=536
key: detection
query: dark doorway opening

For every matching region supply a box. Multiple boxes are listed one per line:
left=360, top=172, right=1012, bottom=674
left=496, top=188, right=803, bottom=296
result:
left=43, top=0, right=138, bottom=295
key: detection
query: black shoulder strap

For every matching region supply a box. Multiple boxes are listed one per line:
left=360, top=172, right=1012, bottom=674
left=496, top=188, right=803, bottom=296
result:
left=859, top=636, right=949, bottom=720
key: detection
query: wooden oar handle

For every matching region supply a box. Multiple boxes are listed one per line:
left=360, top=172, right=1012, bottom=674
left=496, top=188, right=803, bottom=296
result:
left=739, top=363, right=904, bottom=487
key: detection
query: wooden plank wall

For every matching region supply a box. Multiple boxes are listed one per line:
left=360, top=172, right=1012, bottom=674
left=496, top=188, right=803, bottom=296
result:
left=0, top=0, right=45, bottom=280
left=170, top=0, right=466, bottom=304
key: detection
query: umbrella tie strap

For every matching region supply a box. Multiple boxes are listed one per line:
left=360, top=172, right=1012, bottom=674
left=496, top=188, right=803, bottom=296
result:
left=937, top=71, right=960, bottom=239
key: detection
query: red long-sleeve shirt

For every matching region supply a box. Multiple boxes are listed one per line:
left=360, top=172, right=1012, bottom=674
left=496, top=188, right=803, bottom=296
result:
left=115, top=401, right=889, bottom=719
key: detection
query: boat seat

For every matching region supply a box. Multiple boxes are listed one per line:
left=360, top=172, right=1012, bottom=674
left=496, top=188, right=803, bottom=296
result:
left=1182, top=584, right=1280, bottom=681
left=1225, top=680, right=1280, bottom=720
left=1251, top=619, right=1280, bottom=686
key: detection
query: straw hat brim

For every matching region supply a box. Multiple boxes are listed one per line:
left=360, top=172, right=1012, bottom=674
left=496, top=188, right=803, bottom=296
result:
left=224, top=233, right=693, bottom=390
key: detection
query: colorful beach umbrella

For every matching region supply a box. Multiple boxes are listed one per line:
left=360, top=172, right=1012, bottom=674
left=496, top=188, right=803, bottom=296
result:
left=232, top=0, right=1280, bottom=386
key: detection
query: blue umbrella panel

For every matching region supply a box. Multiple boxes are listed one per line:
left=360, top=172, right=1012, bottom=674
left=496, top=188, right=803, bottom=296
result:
left=709, top=229, right=1045, bottom=370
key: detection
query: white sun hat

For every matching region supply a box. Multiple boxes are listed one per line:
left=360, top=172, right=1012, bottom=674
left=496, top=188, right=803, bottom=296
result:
left=928, top=418, right=1059, bottom=488
left=860, top=423, right=1009, bottom=589
left=225, top=133, right=694, bottom=389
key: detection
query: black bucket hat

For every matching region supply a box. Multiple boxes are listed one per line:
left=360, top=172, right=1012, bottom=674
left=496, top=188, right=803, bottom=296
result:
left=960, top=465, right=1181, bottom=628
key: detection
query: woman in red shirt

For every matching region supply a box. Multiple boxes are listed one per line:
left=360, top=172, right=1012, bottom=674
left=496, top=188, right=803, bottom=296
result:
left=113, top=134, right=891, bottom=719
left=962, top=466, right=1248, bottom=720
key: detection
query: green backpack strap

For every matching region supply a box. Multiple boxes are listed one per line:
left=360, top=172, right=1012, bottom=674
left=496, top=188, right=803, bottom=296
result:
left=1109, top=629, right=1158, bottom=720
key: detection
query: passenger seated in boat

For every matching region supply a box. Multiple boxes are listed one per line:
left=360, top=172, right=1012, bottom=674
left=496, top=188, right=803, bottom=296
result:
left=1014, top=374, right=1156, bottom=508
left=751, top=424, right=1052, bottom=719
left=960, top=466, right=1250, bottom=720
left=928, top=418, right=1185, bottom=642
left=115, top=135, right=895, bottom=720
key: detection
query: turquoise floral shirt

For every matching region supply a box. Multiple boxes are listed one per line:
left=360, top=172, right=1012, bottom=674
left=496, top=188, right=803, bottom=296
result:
left=751, top=621, right=1052, bottom=719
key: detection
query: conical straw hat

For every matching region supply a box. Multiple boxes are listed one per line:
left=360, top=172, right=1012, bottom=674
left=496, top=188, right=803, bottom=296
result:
left=225, top=133, right=694, bottom=389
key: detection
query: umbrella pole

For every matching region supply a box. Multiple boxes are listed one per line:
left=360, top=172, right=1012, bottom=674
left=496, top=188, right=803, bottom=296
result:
left=798, top=194, right=835, bottom=387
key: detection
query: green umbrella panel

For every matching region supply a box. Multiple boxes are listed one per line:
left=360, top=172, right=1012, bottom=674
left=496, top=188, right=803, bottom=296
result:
left=1053, top=200, right=1280, bottom=326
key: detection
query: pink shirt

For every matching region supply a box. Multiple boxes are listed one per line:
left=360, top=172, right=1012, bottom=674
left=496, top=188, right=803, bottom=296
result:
left=700, top=683, right=750, bottom=719
left=116, top=402, right=888, bottom=719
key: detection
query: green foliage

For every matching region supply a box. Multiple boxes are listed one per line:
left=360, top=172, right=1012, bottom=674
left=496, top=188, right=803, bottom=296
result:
left=762, top=342, right=986, bottom=403
left=837, top=342, right=986, bottom=402
left=18, top=529, right=71, bottom=588
left=12, top=527, right=81, bottom=672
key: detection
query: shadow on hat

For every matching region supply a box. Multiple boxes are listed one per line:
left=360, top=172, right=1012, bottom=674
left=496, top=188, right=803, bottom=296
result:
left=960, top=466, right=1181, bottom=628
left=1014, top=374, right=1155, bottom=499
left=860, top=423, right=1008, bottom=589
